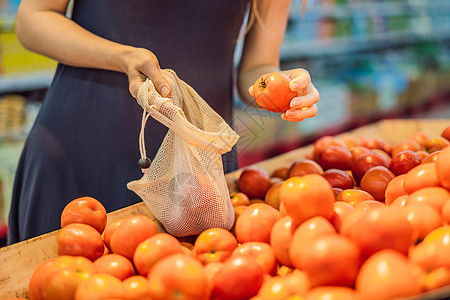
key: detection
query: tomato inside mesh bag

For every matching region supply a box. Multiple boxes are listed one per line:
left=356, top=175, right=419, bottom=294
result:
left=127, top=69, right=239, bottom=237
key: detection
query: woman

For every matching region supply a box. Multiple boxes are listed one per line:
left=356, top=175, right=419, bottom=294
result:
left=8, top=0, right=319, bottom=243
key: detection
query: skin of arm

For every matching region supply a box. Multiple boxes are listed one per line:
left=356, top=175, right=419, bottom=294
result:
left=15, top=0, right=171, bottom=98
left=237, top=0, right=319, bottom=122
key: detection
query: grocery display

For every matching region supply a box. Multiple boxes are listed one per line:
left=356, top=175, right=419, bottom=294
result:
left=0, top=0, right=449, bottom=298
left=0, top=119, right=449, bottom=300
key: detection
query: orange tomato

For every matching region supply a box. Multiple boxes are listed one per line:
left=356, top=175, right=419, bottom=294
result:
left=123, top=275, right=152, bottom=300
left=42, top=267, right=90, bottom=300
left=264, top=181, right=283, bottom=210
left=384, top=174, right=407, bottom=206
left=343, top=206, right=413, bottom=259
left=335, top=189, right=374, bottom=207
left=256, top=276, right=291, bottom=299
left=402, top=202, right=442, bottom=243
left=408, top=186, right=450, bottom=212
left=60, top=196, right=107, bottom=234
left=403, top=163, right=439, bottom=194
left=289, top=216, right=336, bottom=270
left=57, top=223, right=104, bottom=261
left=355, top=249, right=424, bottom=300
left=232, top=242, right=277, bottom=276
left=74, top=273, right=127, bottom=300
left=409, top=226, right=450, bottom=271
left=424, top=267, right=450, bottom=291
left=110, top=214, right=157, bottom=260
left=212, top=256, right=264, bottom=300
left=442, top=200, right=450, bottom=224
left=230, top=192, right=251, bottom=207
left=29, top=259, right=57, bottom=300
left=280, top=174, right=335, bottom=226
left=148, top=254, right=209, bottom=300
left=235, top=203, right=281, bottom=244
left=252, top=72, right=297, bottom=113
left=436, top=145, right=450, bottom=189
left=193, top=228, right=238, bottom=265
left=330, top=201, right=355, bottom=232
left=93, top=254, right=135, bottom=281
left=270, top=216, right=297, bottom=267
left=297, top=235, right=361, bottom=288
left=102, top=218, right=124, bottom=251
left=390, top=194, right=409, bottom=209
left=133, top=233, right=183, bottom=276
left=304, top=286, right=357, bottom=300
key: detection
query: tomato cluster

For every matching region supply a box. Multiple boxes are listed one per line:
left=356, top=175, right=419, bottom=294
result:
left=19, top=124, right=450, bottom=300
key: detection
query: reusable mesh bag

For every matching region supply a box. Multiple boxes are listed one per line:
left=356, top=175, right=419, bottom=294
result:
left=127, top=69, right=239, bottom=237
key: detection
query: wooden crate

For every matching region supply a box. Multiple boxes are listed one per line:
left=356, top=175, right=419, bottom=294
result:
left=0, top=119, right=449, bottom=299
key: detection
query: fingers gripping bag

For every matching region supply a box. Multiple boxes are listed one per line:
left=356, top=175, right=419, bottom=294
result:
left=127, top=69, right=239, bottom=237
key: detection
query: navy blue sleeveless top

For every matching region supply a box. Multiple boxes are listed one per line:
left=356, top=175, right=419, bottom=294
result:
left=8, top=0, right=249, bottom=243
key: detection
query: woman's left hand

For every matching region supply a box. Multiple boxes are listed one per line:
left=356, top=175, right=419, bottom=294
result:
left=281, top=68, right=320, bottom=122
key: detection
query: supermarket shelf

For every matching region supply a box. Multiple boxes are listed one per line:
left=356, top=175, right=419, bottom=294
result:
left=0, top=71, right=55, bottom=94
left=281, top=27, right=450, bottom=60
left=291, top=0, right=450, bottom=19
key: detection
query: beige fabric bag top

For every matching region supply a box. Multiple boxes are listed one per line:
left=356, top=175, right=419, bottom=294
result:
left=127, top=69, right=239, bottom=237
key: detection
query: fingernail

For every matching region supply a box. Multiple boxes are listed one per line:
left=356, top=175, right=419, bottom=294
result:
left=291, top=99, right=300, bottom=107
left=161, top=86, right=170, bottom=97
left=287, top=110, right=296, bottom=117
left=290, top=82, right=299, bottom=91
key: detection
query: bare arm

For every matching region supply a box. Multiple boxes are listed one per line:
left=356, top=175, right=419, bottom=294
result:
left=237, top=0, right=319, bottom=122
left=16, top=0, right=170, bottom=98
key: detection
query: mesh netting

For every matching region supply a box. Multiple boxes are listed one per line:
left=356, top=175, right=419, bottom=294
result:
left=127, top=69, right=239, bottom=236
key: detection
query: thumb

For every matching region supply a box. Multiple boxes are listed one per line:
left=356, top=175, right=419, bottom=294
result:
left=147, top=68, right=171, bottom=97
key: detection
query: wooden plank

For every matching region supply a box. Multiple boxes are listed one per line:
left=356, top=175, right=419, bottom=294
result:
left=0, top=119, right=448, bottom=299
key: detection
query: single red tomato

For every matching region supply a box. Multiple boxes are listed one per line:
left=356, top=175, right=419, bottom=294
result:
left=60, top=196, right=107, bottom=234
left=252, top=72, right=296, bottom=113
left=110, top=214, right=157, bottom=260
left=57, top=223, right=104, bottom=261
left=231, top=242, right=277, bottom=276
left=93, top=254, right=135, bottom=281
left=212, top=256, right=264, bottom=300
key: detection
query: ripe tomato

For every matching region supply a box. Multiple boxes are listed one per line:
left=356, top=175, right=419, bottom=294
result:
left=235, top=203, right=281, bottom=244
left=42, top=267, right=90, bottom=300
left=356, top=249, right=424, bottom=300
left=252, top=72, right=296, bottom=113
left=403, top=162, right=439, bottom=194
left=343, top=206, right=413, bottom=259
left=402, top=202, right=442, bottom=243
left=60, top=196, right=107, bottom=234
left=74, top=273, right=127, bottom=300
left=280, top=174, right=335, bottom=226
left=57, top=223, right=104, bottom=261
left=103, top=218, right=124, bottom=251
left=193, top=228, right=238, bottom=265
left=94, top=254, right=135, bottom=281
left=123, top=275, right=152, bottom=300
left=231, top=242, right=277, bottom=275
left=384, top=174, right=407, bottom=206
left=134, top=232, right=184, bottom=276
left=436, top=145, right=450, bottom=189
left=408, top=186, right=450, bottom=212
left=298, top=235, right=361, bottom=288
left=304, top=286, right=358, bottom=300
left=270, top=216, right=297, bottom=267
left=410, top=226, right=450, bottom=271
left=212, top=256, right=264, bottom=300
left=148, top=254, right=209, bottom=300
left=110, top=214, right=157, bottom=260
left=360, top=166, right=395, bottom=202
left=289, top=216, right=336, bottom=270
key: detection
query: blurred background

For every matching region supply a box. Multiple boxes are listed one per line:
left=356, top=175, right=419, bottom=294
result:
left=0, top=0, right=449, bottom=242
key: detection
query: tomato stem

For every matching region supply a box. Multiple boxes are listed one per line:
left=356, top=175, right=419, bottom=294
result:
left=259, top=77, right=267, bottom=90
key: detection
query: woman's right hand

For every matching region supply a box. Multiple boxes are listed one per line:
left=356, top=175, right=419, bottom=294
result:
left=122, top=47, right=171, bottom=99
